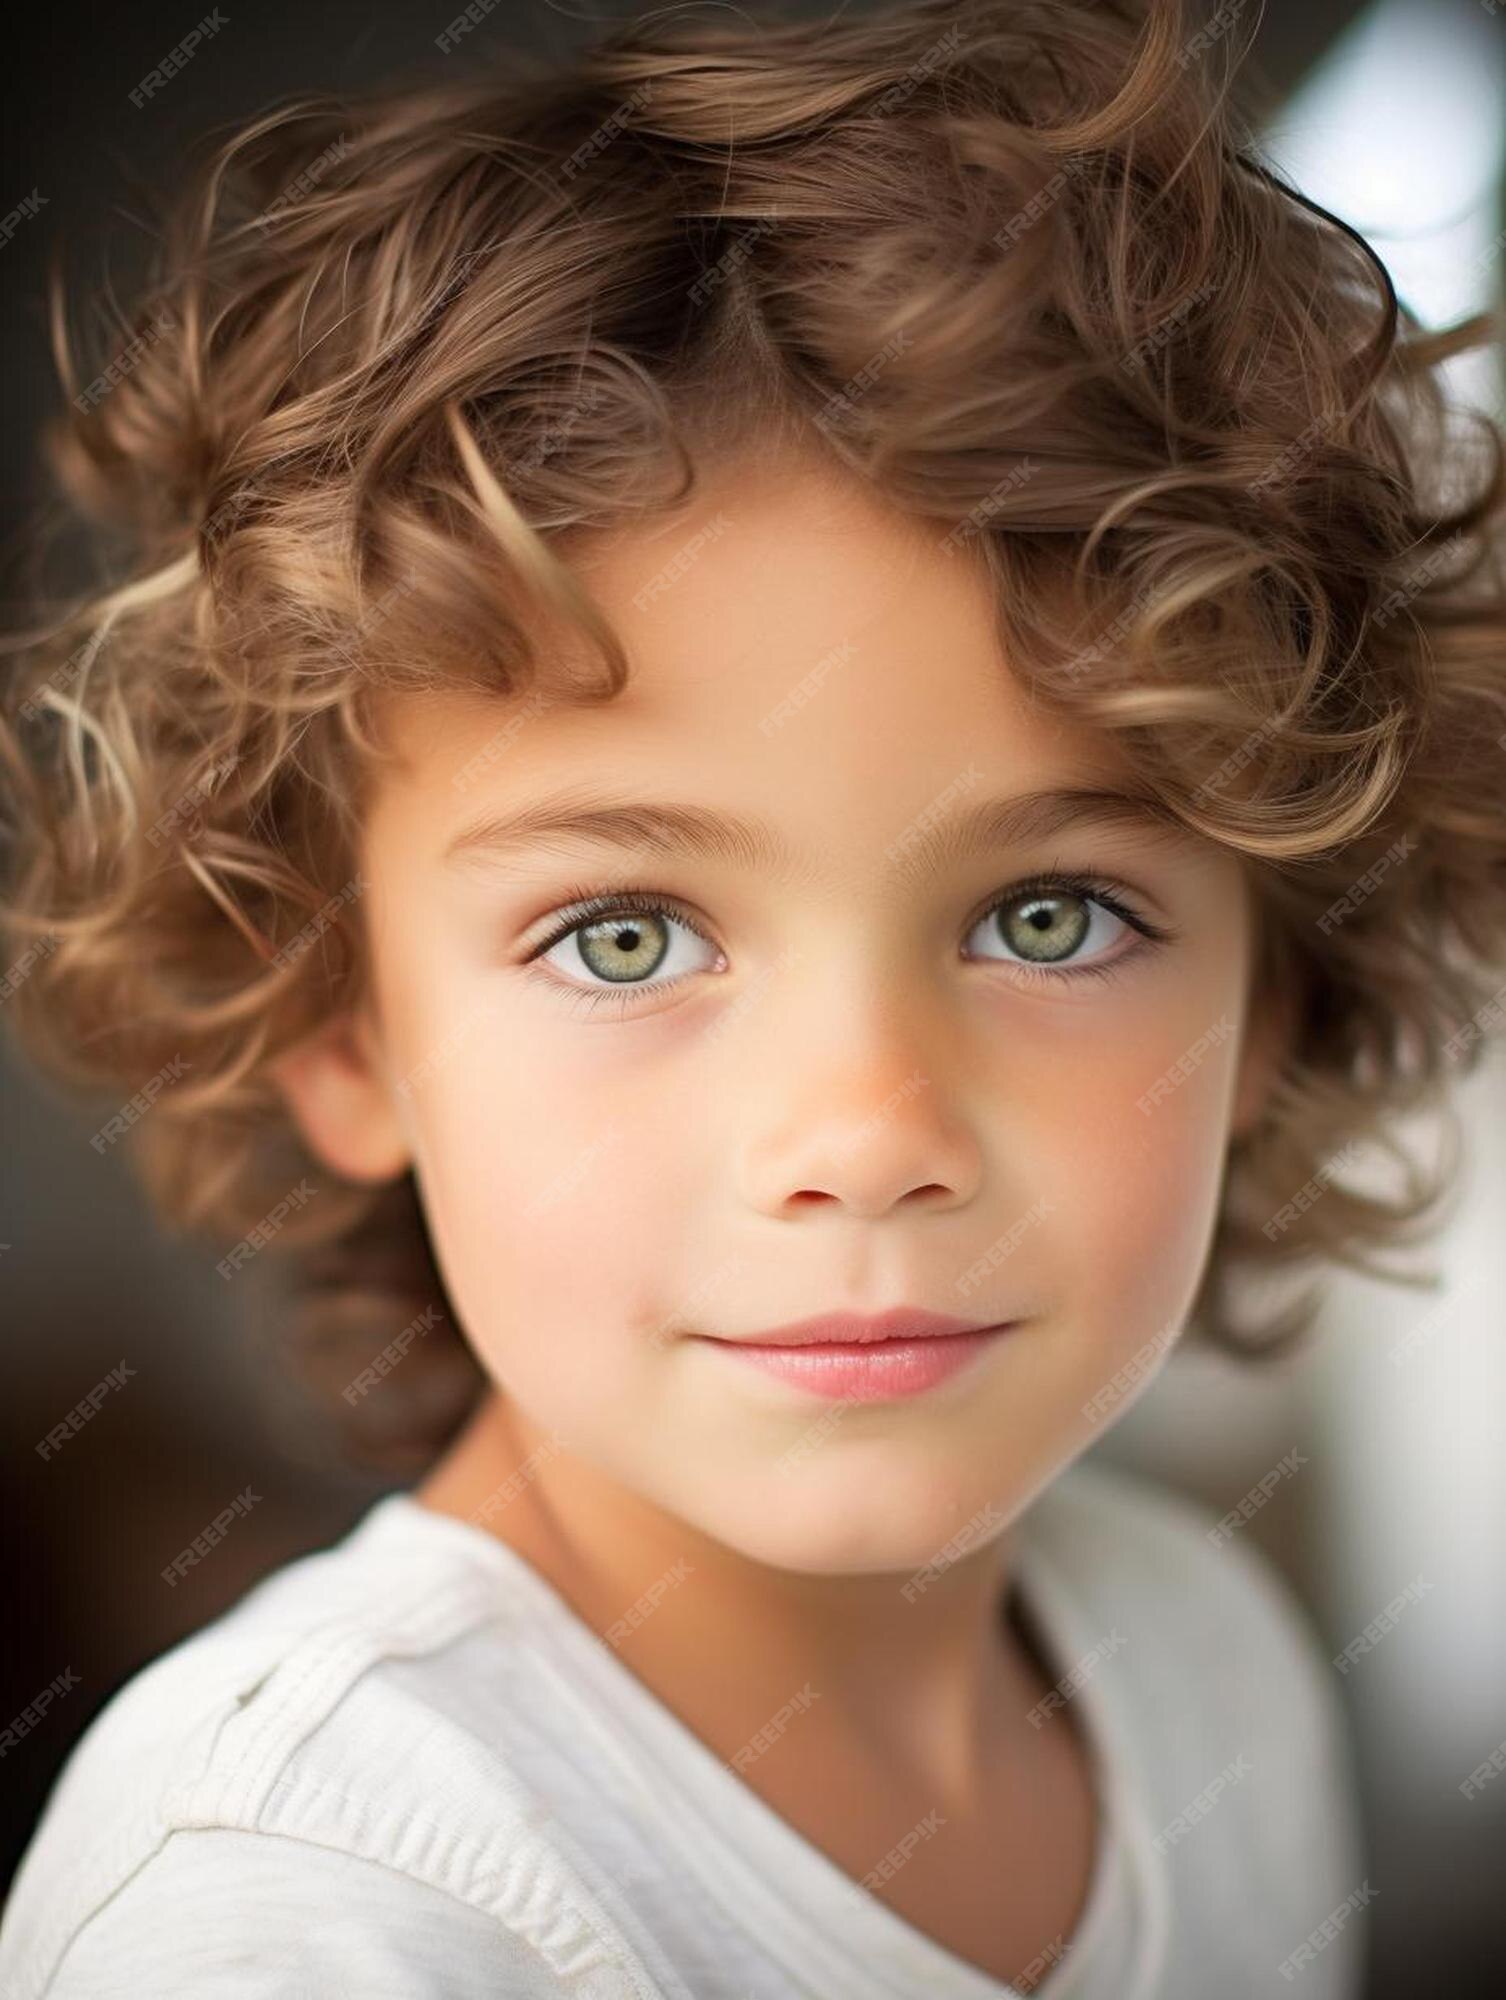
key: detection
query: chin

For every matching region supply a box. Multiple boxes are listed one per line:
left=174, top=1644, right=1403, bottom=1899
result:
left=695, top=1463, right=1019, bottom=1581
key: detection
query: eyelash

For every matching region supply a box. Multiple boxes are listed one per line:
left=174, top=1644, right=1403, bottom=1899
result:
left=521, top=870, right=1180, bottom=1018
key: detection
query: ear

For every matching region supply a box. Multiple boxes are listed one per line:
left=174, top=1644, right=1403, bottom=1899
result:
left=267, top=1006, right=411, bottom=1184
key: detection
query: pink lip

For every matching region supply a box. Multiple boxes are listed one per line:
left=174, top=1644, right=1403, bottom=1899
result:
left=693, top=1317, right=1020, bottom=1403
left=720, top=1307, right=1000, bottom=1348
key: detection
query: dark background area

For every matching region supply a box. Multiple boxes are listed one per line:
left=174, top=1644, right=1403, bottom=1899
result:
left=3, top=2, right=1503, bottom=1993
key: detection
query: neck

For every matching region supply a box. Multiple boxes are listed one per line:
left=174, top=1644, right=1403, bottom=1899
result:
left=413, top=1387, right=1059, bottom=1813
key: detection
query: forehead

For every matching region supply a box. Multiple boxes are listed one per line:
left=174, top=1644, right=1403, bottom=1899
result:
left=365, top=452, right=1141, bottom=813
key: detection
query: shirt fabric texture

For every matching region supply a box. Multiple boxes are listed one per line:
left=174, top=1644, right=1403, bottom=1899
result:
left=0, top=1455, right=1369, bottom=1998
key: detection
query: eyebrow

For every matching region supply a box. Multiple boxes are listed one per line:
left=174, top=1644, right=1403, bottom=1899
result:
left=443, top=783, right=1198, bottom=884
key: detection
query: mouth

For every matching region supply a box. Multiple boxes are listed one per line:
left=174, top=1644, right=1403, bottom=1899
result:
left=709, top=1306, right=1007, bottom=1348
left=691, top=1314, right=1022, bottom=1403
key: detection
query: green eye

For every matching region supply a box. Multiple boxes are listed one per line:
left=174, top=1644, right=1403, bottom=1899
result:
left=530, top=893, right=719, bottom=995
left=973, top=887, right=1097, bottom=965
left=573, top=911, right=672, bottom=983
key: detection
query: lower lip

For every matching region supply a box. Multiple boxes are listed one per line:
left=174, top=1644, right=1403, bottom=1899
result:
left=695, top=1326, right=1017, bottom=1402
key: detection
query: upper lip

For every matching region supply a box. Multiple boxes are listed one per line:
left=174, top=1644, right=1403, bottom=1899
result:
left=704, top=1308, right=1005, bottom=1348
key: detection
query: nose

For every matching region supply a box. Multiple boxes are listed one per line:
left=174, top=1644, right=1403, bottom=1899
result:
left=735, top=997, right=984, bottom=1221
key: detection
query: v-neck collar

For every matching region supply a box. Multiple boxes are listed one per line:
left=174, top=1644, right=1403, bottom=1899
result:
left=366, top=1485, right=1171, bottom=1999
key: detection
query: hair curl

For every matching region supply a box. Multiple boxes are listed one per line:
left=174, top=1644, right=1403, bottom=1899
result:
left=4, top=0, right=1505, bottom=1478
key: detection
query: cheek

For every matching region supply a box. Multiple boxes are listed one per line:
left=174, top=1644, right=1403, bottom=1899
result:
left=1003, top=991, right=1240, bottom=1348
left=402, top=1032, right=696, bottom=1398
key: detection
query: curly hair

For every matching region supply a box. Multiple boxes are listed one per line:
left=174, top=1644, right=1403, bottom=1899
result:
left=3, top=0, right=1505, bottom=1479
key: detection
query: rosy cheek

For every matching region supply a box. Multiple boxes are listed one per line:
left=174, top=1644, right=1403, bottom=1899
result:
left=997, top=1002, right=1238, bottom=1347
left=1107, top=1096, right=1232, bottom=1329
left=413, top=1058, right=686, bottom=1378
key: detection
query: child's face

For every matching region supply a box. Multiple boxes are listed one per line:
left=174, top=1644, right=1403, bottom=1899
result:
left=279, top=450, right=1281, bottom=1574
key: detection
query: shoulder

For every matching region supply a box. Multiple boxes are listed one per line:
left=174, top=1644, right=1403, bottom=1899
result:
left=16, top=1830, right=558, bottom=1999
left=0, top=1497, right=663, bottom=2000
left=1026, top=1449, right=1341, bottom=1703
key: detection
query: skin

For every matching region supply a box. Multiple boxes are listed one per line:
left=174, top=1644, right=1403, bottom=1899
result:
left=271, top=445, right=1287, bottom=1984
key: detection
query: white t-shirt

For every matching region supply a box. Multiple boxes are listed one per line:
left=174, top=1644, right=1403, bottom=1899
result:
left=0, top=1456, right=1370, bottom=1999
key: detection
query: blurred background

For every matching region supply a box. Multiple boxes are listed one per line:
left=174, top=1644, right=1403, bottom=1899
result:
left=2, top=0, right=1503, bottom=1991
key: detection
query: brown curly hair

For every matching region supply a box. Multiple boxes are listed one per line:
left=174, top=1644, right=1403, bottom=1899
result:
left=4, top=0, right=1505, bottom=1480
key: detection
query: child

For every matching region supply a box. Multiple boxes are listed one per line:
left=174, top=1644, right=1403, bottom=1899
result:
left=3, top=0, right=1504, bottom=1993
